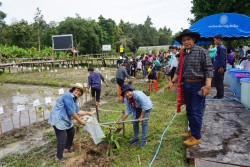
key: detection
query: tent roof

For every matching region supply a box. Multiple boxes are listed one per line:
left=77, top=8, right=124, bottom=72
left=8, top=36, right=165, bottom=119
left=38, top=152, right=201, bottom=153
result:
left=189, top=13, right=250, bottom=40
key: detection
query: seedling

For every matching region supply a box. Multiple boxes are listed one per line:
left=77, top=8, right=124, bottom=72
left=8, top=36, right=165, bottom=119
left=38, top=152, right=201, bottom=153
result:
left=102, top=125, right=122, bottom=156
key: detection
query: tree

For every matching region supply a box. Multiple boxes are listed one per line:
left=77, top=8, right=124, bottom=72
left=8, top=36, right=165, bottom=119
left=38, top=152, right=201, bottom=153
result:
left=57, top=16, right=101, bottom=54
left=190, top=0, right=250, bottom=47
left=190, top=0, right=250, bottom=24
left=98, top=15, right=116, bottom=49
left=0, top=1, right=6, bottom=44
left=142, top=16, right=159, bottom=46
left=8, top=20, right=33, bottom=48
left=158, top=26, right=173, bottom=45
left=33, top=7, right=47, bottom=52
left=0, top=2, right=6, bottom=27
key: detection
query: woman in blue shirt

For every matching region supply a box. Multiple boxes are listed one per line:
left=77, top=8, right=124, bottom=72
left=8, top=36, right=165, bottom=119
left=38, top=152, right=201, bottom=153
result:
left=48, top=83, right=93, bottom=161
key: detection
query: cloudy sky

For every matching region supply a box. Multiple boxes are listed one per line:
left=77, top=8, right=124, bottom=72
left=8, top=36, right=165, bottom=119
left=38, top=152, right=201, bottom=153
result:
left=1, top=0, right=194, bottom=34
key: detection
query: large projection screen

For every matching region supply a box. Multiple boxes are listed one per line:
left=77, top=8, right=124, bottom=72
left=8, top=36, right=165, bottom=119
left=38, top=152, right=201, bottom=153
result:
left=52, top=34, right=73, bottom=50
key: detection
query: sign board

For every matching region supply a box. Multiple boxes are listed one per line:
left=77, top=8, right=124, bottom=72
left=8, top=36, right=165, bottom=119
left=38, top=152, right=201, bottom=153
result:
left=52, top=34, right=73, bottom=50
left=17, top=105, right=25, bottom=112
left=45, top=97, right=52, bottom=104
left=58, top=88, right=64, bottom=95
left=102, top=45, right=111, bottom=51
left=0, top=106, right=4, bottom=115
left=33, top=99, right=41, bottom=107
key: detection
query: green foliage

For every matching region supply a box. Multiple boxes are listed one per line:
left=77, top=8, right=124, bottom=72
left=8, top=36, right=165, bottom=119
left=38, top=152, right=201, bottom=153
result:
left=0, top=2, right=6, bottom=26
left=0, top=145, right=58, bottom=167
left=37, top=105, right=43, bottom=113
left=44, top=130, right=57, bottom=144
left=0, top=5, right=175, bottom=56
left=99, top=78, right=190, bottom=166
left=190, top=0, right=250, bottom=24
left=0, top=44, right=73, bottom=58
left=102, top=127, right=123, bottom=156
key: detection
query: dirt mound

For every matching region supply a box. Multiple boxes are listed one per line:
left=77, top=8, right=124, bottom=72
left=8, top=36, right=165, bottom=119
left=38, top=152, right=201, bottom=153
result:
left=64, top=142, right=114, bottom=167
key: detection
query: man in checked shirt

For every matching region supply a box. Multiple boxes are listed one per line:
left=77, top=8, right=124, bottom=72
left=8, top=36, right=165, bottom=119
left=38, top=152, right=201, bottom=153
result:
left=168, top=29, right=213, bottom=146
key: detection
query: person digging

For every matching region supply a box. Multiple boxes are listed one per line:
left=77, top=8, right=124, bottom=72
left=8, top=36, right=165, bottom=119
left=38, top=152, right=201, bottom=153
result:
left=117, top=84, right=153, bottom=147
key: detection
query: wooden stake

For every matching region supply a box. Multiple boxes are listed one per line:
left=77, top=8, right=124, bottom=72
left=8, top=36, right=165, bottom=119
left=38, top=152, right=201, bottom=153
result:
left=0, top=122, right=2, bottom=134
left=76, top=126, right=81, bottom=152
left=27, top=110, right=31, bottom=125
left=85, top=92, right=87, bottom=103
left=96, top=104, right=100, bottom=122
left=11, top=116, right=14, bottom=129
left=122, top=110, right=125, bottom=137
left=19, top=111, right=22, bottom=128
left=42, top=108, right=45, bottom=120
left=35, top=107, right=38, bottom=122
left=137, top=154, right=142, bottom=165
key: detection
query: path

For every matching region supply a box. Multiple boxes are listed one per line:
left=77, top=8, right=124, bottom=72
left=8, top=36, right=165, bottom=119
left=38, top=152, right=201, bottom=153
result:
left=187, top=88, right=250, bottom=167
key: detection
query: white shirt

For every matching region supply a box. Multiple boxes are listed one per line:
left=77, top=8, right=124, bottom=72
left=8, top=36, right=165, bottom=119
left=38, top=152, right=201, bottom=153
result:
left=170, top=56, right=178, bottom=70
left=137, top=61, right=142, bottom=69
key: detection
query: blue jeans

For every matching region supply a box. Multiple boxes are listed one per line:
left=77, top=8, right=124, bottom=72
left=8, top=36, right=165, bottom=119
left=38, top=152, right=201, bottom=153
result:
left=213, top=69, right=225, bottom=97
left=183, top=82, right=205, bottom=139
left=132, top=109, right=151, bottom=141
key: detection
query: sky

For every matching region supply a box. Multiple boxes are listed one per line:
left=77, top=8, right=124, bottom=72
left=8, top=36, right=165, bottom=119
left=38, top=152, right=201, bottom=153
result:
left=1, top=0, right=194, bottom=34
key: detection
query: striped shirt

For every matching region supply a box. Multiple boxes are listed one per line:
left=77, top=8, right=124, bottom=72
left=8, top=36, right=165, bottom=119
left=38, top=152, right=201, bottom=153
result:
left=176, top=45, right=213, bottom=80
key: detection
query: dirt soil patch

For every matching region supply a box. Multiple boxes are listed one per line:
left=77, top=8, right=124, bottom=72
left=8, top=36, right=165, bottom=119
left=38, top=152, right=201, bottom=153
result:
left=0, top=120, right=50, bottom=148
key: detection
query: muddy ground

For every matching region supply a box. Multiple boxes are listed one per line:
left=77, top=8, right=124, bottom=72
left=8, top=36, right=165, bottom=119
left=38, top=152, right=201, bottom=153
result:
left=0, top=81, right=122, bottom=166
left=0, top=114, right=115, bottom=166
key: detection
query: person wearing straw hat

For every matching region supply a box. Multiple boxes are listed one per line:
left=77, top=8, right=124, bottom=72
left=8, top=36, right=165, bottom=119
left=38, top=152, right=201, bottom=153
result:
left=117, top=84, right=153, bottom=147
left=48, top=83, right=94, bottom=161
left=168, top=29, right=213, bottom=146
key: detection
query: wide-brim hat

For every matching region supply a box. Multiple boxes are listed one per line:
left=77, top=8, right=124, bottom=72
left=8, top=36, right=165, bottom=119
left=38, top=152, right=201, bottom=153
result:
left=70, top=83, right=85, bottom=92
left=121, top=84, right=135, bottom=97
left=175, top=29, right=201, bottom=44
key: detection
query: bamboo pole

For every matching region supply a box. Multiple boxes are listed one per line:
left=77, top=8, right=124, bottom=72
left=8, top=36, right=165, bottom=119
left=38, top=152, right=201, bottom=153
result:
left=11, top=116, right=14, bottom=128
left=19, top=111, right=22, bottom=128
left=42, top=108, right=45, bottom=120
left=0, top=122, right=2, bottom=134
left=27, top=110, right=31, bottom=125
left=35, top=107, right=38, bottom=122
left=96, top=104, right=99, bottom=122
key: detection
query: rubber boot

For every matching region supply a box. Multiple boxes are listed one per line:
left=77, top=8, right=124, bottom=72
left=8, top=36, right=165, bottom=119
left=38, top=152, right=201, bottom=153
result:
left=118, top=86, right=122, bottom=99
left=153, top=80, right=158, bottom=91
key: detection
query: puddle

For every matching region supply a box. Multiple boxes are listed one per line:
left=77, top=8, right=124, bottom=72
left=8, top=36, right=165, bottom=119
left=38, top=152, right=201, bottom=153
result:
left=0, top=84, right=65, bottom=133
left=0, top=130, right=50, bottom=160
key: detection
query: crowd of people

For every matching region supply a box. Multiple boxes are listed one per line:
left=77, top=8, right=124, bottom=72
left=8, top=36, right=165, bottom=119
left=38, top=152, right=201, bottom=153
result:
left=48, top=29, right=250, bottom=161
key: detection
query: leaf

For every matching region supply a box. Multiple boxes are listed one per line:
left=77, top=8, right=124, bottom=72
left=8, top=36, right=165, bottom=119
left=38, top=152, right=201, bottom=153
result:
left=114, top=140, right=120, bottom=149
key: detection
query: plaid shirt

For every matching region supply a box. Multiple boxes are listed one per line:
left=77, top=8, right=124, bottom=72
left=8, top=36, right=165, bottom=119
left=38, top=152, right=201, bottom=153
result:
left=176, top=45, right=213, bottom=80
